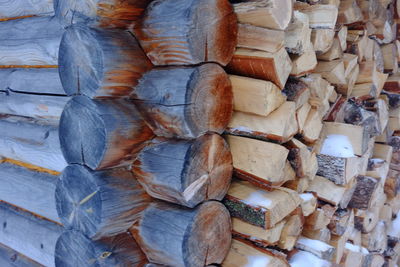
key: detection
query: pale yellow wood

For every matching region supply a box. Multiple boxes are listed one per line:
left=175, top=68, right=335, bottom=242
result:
left=337, top=26, right=348, bottom=51
left=301, top=108, right=323, bottom=143
left=317, top=38, right=343, bottom=61
left=314, top=59, right=346, bottom=85
left=343, top=53, right=359, bottom=78
left=285, top=11, right=311, bottom=55
left=237, top=23, right=285, bottom=53
left=373, top=144, right=393, bottom=164
left=278, top=210, right=303, bottom=250
left=299, top=193, right=317, bottom=216
left=311, top=28, right=335, bottom=54
left=296, top=102, right=311, bottom=133
left=294, top=3, right=338, bottom=29
left=290, top=44, right=318, bottom=77
left=307, top=175, right=347, bottom=206
left=337, top=0, right=363, bottom=25
left=302, top=227, right=331, bottom=243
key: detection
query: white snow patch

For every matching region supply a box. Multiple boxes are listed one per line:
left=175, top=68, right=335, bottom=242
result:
left=345, top=242, right=370, bottom=255
left=244, top=255, right=271, bottom=267
left=290, top=251, right=331, bottom=267
left=370, top=158, right=385, bottom=164
left=297, top=237, right=332, bottom=252
left=300, top=193, right=314, bottom=202
left=242, top=191, right=273, bottom=208
left=388, top=211, right=400, bottom=238
left=320, top=134, right=355, bottom=158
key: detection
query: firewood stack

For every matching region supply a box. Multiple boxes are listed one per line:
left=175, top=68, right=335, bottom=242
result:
left=221, top=0, right=400, bottom=266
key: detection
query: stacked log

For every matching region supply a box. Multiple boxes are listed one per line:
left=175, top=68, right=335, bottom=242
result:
left=221, top=0, right=400, bottom=266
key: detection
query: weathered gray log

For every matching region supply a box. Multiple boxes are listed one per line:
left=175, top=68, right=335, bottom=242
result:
left=0, top=162, right=59, bottom=223
left=348, top=176, right=379, bottom=210
left=0, top=91, right=69, bottom=122
left=56, top=164, right=151, bottom=239
left=0, top=242, right=42, bottom=267
left=0, top=16, right=63, bottom=66
left=0, top=68, right=65, bottom=95
left=131, top=201, right=231, bottom=267
left=0, top=202, right=63, bottom=267
left=0, top=0, right=55, bottom=19
left=134, top=0, right=237, bottom=66
left=131, top=64, right=233, bottom=139
left=58, top=24, right=152, bottom=98
left=55, top=231, right=147, bottom=267
left=55, top=0, right=152, bottom=29
left=0, top=116, right=67, bottom=172
left=59, top=96, right=154, bottom=170
left=132, top=134, right=233, bottom=208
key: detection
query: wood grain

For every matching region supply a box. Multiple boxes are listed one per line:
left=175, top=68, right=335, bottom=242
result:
left=0, top=242, right=42, bottom=267
left=134, top=0, right=237, bottom=65
left=0, top=0, right=55, bottom=19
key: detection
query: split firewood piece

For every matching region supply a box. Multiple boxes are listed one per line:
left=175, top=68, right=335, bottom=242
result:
left=316, top=154, right=359, bottom=185
left=59, top=96, right=154, bottom=170
left=289, top=44, right=318, bottom=77
left=307, top=176, right=356, bottom=208
left=55, top=231, right=147, bottom=267
left=132, top=134, right=232, bottom=208
left=284, top=177, right=310, bottom=194
left=226, top=136, right=289, bottom=187
left=278, top=208, right=304, bottom=250
left=317, top=37, right=343, bottom=61
left=337, top=64, right=359, bottom=96
left=300, top=193, right=317, bottom=217
left=232, top=218, right=285, bottom=246
left=311, top=28, right=335, bottom=54
left=56, top=165, right=151, bottom=239
left=56, top=0, right=152, bottom=28
left=346, top=32, right=368, bottom=63
left=356, top=61, right=377, bottom=84
left=232, top=0, right=293, bottom=30
left=314, top=60, right=347, bottom=86
left=350, top=83, right=378, bottom=99
left=300, top=74, right=331, bottom=101
left=341, top=243, right=368, bottom=267
left=227, top=102, right=298, bottom=143
left=366, top=158, right=389, bottom=181
left=134, top=0, right=237, bottom=66
left=223, top=180, right=301, bottom=229
left=285, top=11, right=311, bottom=55
left=285, top=138, right=318, bottom=179
left=379, top=202, right=393, bottom=224
left=294, top=3, right=338, bottom=29
left=226, top=47, right=292, bottom=89
left=302, top=227, right=331, bottom=243
left=330, top=234, right=349, bottom=264
left=300, top=108, right=323, bottom=143
left=132, top=64, right=233, bottom=139
left=59, top=25, right=152, bottom=98
left=295, top=236, right=335, bottom=261
left=304, top=203, right=337, bottom=231
left=131, top=201, right=231, bottom=267
left=229, top=75, right=286, bottom=116
left=296, top=102, right=311, bottom=134
left=348, top=176, right=380, bottom=210
left=222, top=239, right=289, bottom=267
left=337, top=26, right=348, bottom=51
left=384, top=169, right=400, bottom=199
left=289, top=250, right=331, bottom=267
left=337, top=0, right=363, bottom=25
left=381, top=43, right=399, bottom=73
left=362, top=253, right=385, bottom=267
left=282, top=77, right=310, bottom=110
left=361, top=221, right=387, bottom=253
left=384, top=73, right=400, bottom=93
left=328, top=209, right=354, bottom=236
left=237, top=23, right=284, bottom=53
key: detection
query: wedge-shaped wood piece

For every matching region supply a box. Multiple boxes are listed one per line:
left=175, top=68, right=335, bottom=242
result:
left=328, top=209, right=354, bottom=236
left=295, top=236, right=335, bottom=261
left=132, top=134, right=232, bottom=208
left=311, top=28, right=335, bottom=54
left=59, top=96, right=154, bottom=170
left=337, top=64, right=359, bottom=96
left=304, top=204, right=337, bottom=231
left=0, top=116, right=67, bottom=172
left=134, top=0, right=237, bottom=66
left=300, top=108, right=323, bottom=143
left=296, top=102, right=311, bottom=133
left=302, top=227, right=331, bottom=243
left=356, top=61, right=377, bottom=84
left=230, top=75, right=286, bottom=116
left=285, top=138, right=318, bottom=179
left=381, top=43, right=399, bottom=73
left=361, top=221, right=387, bottom=253
left=278, top=208, right=304, bottom=250
left=317, top=38, right=343, bottom=61
left=314, top=59, right=346, bottom=86
left=337, top=26, right=348, bottom=51
left=300, top=193, right=317, bottom=216
left=132, top=64, right=232, bottom=139
left=232, top=0, right=293, bottom=30
left=343, top=53, right=359, bottom=77
left=55, top=231, right=147, bottom=267
left=59, top=24, right=152, bottom=98
left=337, top=0, right=363, bottom=25
left=366, top=158, right=389, bottom=181
left=294, top=3, right=338, bottom=29
left=56, top=0, right=152, bottom=29
left=223, top=180, right=301, bottom=229
left=227, top=102, right=298, bottom=143
left=131, top=201, right=231, bottom=267
left=285, top=11, right=311, bottom=55
left=348, top=175, right=380, bottom=210
left=222, top=239, right=289, bottom=267
left=56, top=165, right=151, bottom=239
left=0, top=162, right=59, bottom=223
left=282, top=77, right=310, bottom=110
left=226, top=136, right=289, bottom=187
left=226, top=47, right=292, bottom=89
left=237, top=24, right=284, bottom=53
left=316, top=154, right=359, bottom=185
left=0, top=0, right=55, bottom=19
left=284, top=177, right=310, bottom=194
left=290, top=44, right=318, bottom=77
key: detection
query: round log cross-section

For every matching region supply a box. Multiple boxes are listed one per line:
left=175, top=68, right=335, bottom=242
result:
left=56, top=165, right=151, bottom=240
left=134, top=0, right=238, bottom=66
left=130, top=201, right=232, bottom=267
left=55, top=0, right=153, bottom=29
left=132, top=134, right=233, bottom=208
left=58, top=24, right=152, bottom=98
left=59, top=96, right=154, bottom=170
left=55, top=231, right=147, bottom=267
left=131, top=63, right=233, bottom=139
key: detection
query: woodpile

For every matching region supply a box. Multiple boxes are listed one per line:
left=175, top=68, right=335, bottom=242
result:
left=0, top=0, right=399, bottom=266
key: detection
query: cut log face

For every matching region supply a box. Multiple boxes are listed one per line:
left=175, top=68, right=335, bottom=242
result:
left=131, top=201, right=231, bottom=267
left=59, top=24, right=152, bottom=98
left=232, top=0, right=293, bottom=30
left=0, top=242, right=42, bottom=267
left=55, top=231, right=147, bottom=267
left=131, top=64, right=233, bottom=139
left=311, top=28, right=335, bottom=54
left=132, top=134, right=233, bottom=208
left=55, top=0, right=152, bottom=28
left=59, top=96, right=154, bottom=170
left=226, top=47, right=293, bottom=89
left=237, top=23, right=285, bottom=53
left=56, top=165, right=151, bottom=239
left=134, top=0, right=237, bottom=66
left=294, top=3, right=338, bottom=29
left=0, top=0, right=55, bottom=19
left=316, top=154, right=359, bottom=185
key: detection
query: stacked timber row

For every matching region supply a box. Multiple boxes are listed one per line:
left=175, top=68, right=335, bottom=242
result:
left=53, top=0, right=237, bottom=266
left=221, top=0, right=400, bottom=266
